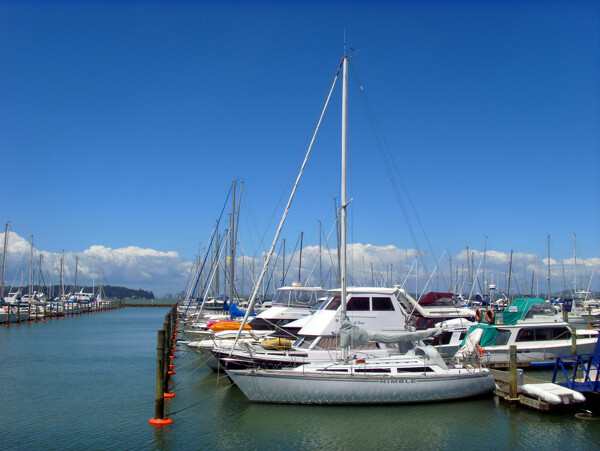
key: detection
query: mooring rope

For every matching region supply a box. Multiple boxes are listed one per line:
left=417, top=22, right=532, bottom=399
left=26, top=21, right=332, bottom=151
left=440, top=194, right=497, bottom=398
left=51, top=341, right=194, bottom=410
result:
left=167, top=374, right=235, bottom=417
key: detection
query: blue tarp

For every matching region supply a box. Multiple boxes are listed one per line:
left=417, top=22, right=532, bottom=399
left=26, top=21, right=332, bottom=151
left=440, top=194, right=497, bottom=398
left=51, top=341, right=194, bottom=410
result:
left=229, top=302, right=255, bottom=319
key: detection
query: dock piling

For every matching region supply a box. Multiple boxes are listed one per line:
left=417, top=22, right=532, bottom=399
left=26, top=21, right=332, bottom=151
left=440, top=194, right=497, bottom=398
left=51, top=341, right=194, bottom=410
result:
left=149, top=329, right=173, bottom=425
left=509, top=345, right=518, bottom=400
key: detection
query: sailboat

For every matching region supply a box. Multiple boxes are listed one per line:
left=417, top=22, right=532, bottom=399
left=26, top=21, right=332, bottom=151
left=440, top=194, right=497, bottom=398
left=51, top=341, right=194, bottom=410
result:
left=224, top=55, right=495, bottom=404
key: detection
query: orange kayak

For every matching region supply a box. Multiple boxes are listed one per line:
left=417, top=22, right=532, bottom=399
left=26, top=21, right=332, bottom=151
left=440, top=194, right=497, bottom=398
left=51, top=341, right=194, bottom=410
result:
left=209, top=321, right=251, bottom=332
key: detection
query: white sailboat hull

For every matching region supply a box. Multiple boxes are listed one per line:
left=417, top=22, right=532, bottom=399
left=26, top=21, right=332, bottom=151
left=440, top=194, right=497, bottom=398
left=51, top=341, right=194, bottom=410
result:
left=226, top=367, right=495, bottom=404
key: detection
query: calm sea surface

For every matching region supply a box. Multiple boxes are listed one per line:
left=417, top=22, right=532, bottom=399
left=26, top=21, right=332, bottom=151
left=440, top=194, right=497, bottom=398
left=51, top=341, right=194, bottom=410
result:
left=2, top=308, right=599, bottom=450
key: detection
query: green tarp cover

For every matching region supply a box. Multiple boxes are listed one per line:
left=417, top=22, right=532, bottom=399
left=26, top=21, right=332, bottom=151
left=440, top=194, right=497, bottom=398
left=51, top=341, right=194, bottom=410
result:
left=501, top=297, right=546, bottom=325
left=461, top=324, right=498, bottom=347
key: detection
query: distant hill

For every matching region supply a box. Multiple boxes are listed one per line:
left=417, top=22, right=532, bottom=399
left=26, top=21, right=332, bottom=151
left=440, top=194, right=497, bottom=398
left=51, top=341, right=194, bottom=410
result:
left=17, top=285, right=155, bottom=299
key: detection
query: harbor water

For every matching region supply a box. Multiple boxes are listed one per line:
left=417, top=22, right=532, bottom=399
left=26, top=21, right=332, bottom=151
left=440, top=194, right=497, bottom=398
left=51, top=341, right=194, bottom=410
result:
left=2, top=307, right=599, bottom=450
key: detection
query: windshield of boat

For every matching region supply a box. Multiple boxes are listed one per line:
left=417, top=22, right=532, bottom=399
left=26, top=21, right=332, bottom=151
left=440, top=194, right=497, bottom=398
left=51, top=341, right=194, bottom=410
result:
left=325, top=296, right=342, bottom=310
left=418, top=295, right=458, bottom=307
left=524, top=303, right=557, bottom=318
left=310, top=298, right=329, bottom=312
left=272, top=289, right=323, bottom=307
left=293, top=336, right=317, bottom=349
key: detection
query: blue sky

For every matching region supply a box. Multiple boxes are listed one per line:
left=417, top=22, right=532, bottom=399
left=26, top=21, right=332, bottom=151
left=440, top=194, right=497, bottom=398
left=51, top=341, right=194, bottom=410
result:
left=1, top=1, right=599, bottom=295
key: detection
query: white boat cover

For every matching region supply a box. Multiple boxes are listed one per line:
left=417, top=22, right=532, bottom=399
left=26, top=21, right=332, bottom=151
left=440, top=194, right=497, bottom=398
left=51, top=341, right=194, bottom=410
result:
left=339, top=314, right=441, bottom=348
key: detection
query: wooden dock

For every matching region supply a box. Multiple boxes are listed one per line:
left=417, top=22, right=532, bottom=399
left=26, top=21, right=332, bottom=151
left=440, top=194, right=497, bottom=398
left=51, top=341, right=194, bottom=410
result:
left=490, top=345, right=588, bottom=412
left=491, top=369, right=557, bottom=411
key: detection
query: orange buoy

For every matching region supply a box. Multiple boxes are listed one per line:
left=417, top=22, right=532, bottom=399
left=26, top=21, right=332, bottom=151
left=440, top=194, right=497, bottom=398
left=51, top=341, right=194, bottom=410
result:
left=168, top=370, right=176, bottom=375
left=169, top=364, right=175, bottom=369
left=164, top=392, right=175, bottom=398
left=169, top=355, right=176, bottom=359
left=149, top=418, right=173, bottom=425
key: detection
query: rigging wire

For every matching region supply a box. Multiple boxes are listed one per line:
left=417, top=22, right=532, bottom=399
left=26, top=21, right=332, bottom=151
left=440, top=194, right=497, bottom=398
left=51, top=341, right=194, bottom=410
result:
left=348, top=61, right=451, bottom=292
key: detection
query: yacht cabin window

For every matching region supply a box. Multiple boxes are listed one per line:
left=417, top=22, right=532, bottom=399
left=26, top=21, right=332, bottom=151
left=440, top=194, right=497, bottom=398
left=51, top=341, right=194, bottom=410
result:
left=325, top=297, right=342, bottom=311
left=347, top=297, right=370, bottom=311
left=494, top=330, right=511, bottom=346
left=515, top=327, right=571, bottom=342
left=372, top=297, right=395, bottom=311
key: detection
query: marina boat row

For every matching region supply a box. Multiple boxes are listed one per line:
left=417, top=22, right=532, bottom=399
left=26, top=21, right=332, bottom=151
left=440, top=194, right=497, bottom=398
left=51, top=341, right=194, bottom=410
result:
left=176, top=55, right=598, bottom=407
left=1, top=298, right=122, bottom=324
left=179, top=55, right=497, bottom=405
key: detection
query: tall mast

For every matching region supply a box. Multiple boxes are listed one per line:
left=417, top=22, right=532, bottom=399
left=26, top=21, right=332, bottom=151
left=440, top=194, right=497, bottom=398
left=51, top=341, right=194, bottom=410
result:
left=74, top=255, right=79, bottom=295
left=214, top=223, right=220, bottom=296
left=573, top=233, right=577, bottom=292
left=229, top=180, right=236, bottom=302
left=481, top=237, right=488, bottom=294
left=340, top=55, right=349, bottom=344
left=60, top=251, right=64, bottom=298
left=29, top=235, right=34, bottom=298
left=562, top=260, right=567, bottom=295
left=1, top=222, right=10, bottom=299
left=335, top=198, right=341, bottom=286
left=233, top=181, right=243, bottom=294
left=449, top=253, right=453, bottom=293
left=507, top=249, right=513, bottom=299
left=281, top=239, right=286, bottom=287
left=38, top=254, right=43, bottom=297
left=467, top=246, right=471, bottom=300
left=319, top=221, right=323, bottom=287
left=547, top=235, right=551, bottom=301
left=298, top=231, right=304, bottom=284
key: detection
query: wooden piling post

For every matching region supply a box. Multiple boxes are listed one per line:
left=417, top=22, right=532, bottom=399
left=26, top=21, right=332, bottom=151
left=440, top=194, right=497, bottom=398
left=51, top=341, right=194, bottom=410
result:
left=571, top=331, right=577, bottom=355
left=149, top=329, right=173, bottom=425
left=4, top=305, right=11, bottom=327
left=509, top=345, right=518, bottom=400
left=562, top=306, right=568, bottom=323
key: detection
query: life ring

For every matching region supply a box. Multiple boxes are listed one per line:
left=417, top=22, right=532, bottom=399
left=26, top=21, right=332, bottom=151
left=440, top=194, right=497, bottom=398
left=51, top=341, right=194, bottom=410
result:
left=475, top=308, right=482, bottom=321
left=485, top=309, right=495, bottom=324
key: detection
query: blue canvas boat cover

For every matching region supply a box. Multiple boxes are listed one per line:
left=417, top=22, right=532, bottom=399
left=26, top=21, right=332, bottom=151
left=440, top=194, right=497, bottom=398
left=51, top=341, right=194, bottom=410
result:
left=229, top=302, right=256, bottom=319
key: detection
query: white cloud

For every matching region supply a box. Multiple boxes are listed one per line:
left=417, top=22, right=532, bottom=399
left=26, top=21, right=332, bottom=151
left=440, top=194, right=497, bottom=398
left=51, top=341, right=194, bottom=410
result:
left=1, top=231, right=598, bottom=297
left=0, top=232, right=192, bottom=296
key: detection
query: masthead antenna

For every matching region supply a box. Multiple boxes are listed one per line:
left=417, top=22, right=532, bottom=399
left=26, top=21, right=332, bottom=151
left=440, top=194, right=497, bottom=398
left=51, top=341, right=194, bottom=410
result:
left=344, top=27, right=346, bottom=56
